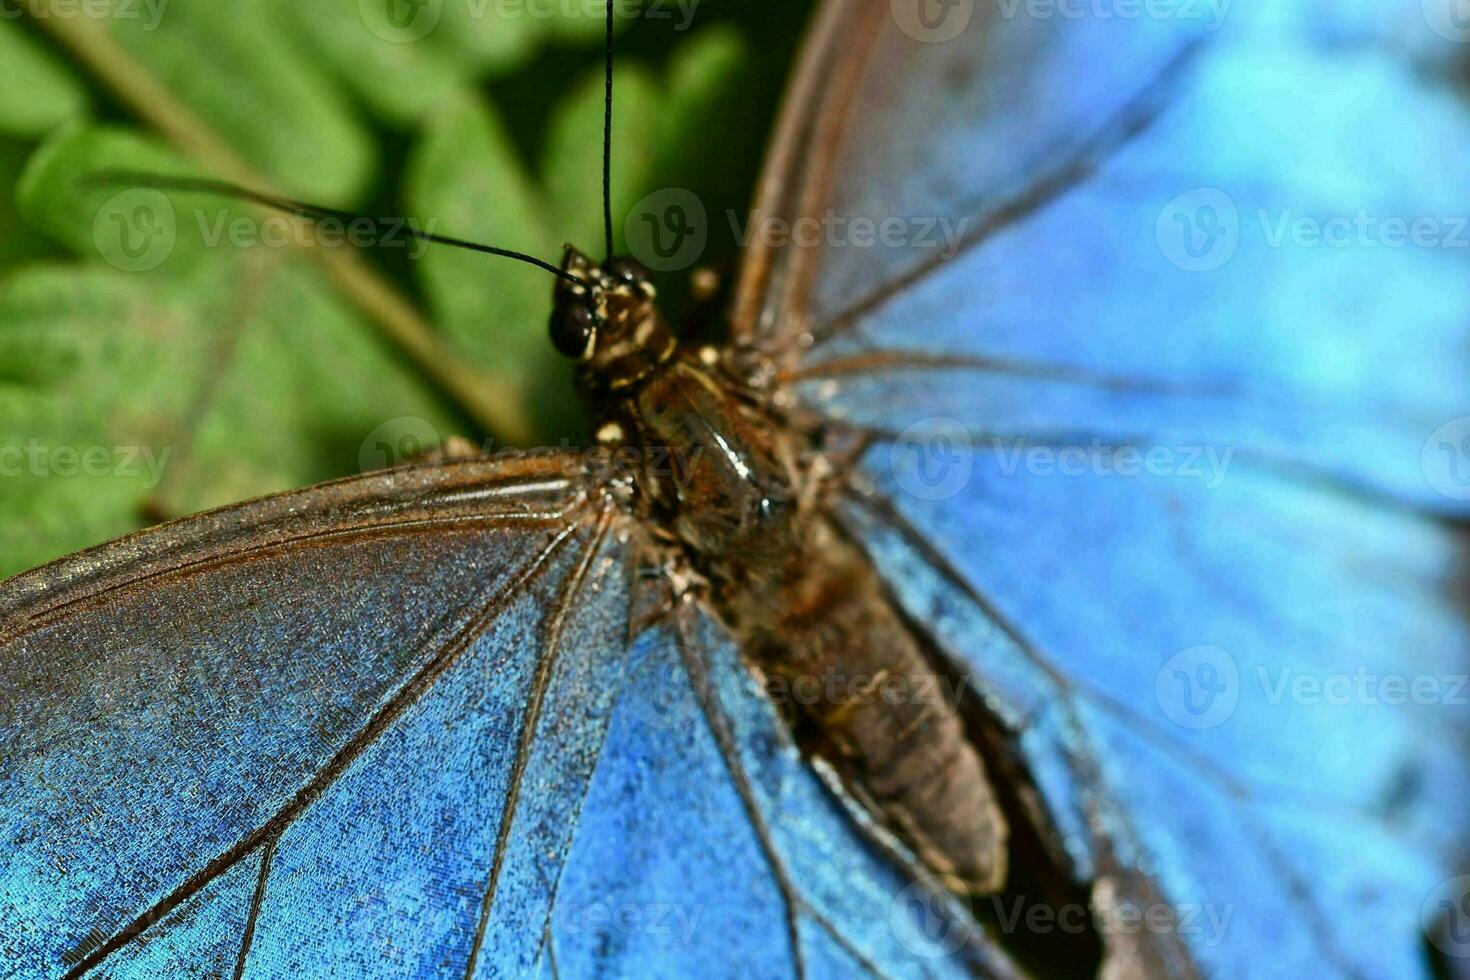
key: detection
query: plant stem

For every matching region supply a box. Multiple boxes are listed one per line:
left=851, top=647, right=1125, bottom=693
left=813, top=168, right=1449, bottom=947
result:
left=23, top=0, right=533, bottom=445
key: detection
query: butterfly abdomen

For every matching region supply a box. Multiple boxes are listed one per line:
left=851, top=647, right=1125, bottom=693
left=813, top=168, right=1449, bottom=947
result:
left=627, top=355, right=1009, bottom=895
left=733, top=516, right=1011, bottom=896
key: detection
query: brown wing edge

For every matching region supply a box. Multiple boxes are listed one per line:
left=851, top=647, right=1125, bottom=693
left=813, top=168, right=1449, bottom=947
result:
left=0, top=452, right=594, bottom=638
left=728, top=0, right=884, bottom=354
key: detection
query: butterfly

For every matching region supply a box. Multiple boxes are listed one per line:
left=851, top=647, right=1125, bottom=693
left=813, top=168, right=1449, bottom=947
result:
left=3, top=0, right=1469, bottom=977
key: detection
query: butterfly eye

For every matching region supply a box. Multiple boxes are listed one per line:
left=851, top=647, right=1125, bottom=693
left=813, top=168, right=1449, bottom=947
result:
left=549, top=302, right=598, bottom=359
left=606, top=257, right=650, bottom=285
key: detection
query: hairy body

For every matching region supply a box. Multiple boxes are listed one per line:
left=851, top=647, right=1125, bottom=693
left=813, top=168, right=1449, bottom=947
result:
left=556, top=249, right=1009, bottom=893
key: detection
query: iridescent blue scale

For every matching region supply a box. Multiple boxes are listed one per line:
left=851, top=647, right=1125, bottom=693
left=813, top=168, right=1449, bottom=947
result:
left=2, top=0, right=1467, bottom=976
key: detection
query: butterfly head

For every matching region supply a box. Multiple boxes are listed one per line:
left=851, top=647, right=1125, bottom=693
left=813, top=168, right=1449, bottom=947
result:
left=550, top=247, right=675, bottom=390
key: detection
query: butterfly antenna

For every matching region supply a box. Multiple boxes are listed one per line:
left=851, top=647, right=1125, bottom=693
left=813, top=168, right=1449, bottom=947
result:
left=81, top=171, right=588, bottom=286
left=602, top=0, right=615, bottom=262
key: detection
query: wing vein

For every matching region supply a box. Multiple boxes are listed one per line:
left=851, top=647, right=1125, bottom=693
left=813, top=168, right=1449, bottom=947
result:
left=230, top=835, right=277, bottom=980
left=462, top=507, right=616, bottom=978
left=783, top=350, right=1234, bottom=398
left=804, top=38, right=1207, bottom=350
left=5, top=508, right=577, bottom=647
left=62, top=516, right=587, bottom=978
left=673, top=609, right=808, bottom=980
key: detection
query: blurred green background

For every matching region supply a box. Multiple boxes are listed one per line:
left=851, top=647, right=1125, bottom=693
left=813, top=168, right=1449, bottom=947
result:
left=0, top=0, right=819, bottom=577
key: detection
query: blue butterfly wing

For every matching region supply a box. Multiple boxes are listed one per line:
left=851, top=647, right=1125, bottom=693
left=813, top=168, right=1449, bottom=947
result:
left=737, top=0, right=1470, bottom=975
left=0, top=457, right=634, bottom=978
left=550, top=604, right=1015, bottom=979
left=2, top=451, right=1000, bottom=979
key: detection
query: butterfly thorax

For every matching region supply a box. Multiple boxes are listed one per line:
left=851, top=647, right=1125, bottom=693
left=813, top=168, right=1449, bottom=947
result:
left=552, top=249, right=801, bottom=561
left=549, top=250, right=1012, bottom=897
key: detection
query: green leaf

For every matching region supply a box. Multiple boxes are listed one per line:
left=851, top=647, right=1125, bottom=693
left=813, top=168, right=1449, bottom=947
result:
left=438, top=0, right=545, bottom=74
left=0, top=138, right=62, bottom=267
left=540, top=0, right=637, bottom=43
left=405, top=91, right=559, bottom=409
left=280, top=0, right=542, bottom=127
left=542, top=64, right=661, bottom=255
left=19, top=124, right=216, bottom=276
left=0, top=264, right=191, bottom=576
left=0, top=0, right=795, bottom=578
left=655, top=25, right=752, bottom=199
left=4, top=125, right=460, bottom=574
left=106, top=0, right=375, bottom=202
left=406, top=67, right=662, bottom=439
left=0, top=19, right=88, bottom=138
